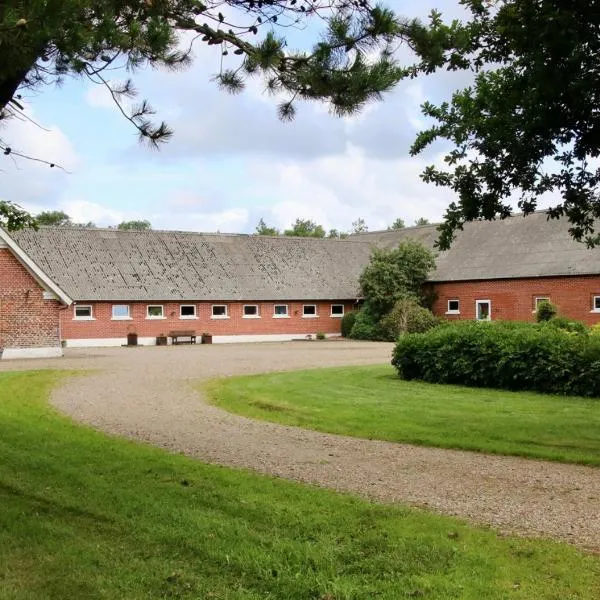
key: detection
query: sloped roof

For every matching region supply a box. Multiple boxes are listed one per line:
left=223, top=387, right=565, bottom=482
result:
left=10, top=227, right=372, bottom=301
left=351, top=212, right=600, bottom=282
left=8, top=212, right=600, bottom=303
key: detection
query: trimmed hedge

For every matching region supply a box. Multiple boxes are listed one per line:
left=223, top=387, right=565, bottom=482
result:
left=392, top=321, right=600, bottom=397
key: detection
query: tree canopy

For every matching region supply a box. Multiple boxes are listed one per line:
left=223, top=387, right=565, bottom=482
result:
left=255, top=218, right=280, bottom=236
left=411, top=1, right=600, bottom=249
left=414, top=217, right=429, bottom=226
left=36, top=210, right=71, bottom=227
left=283, top=218, right=326, bottom=238
left=388, top=218, right=405, bottom=230
left=117, top=220, right=152, bottom=230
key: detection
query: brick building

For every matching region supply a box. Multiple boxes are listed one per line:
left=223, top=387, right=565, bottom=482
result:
left=2, top=212, right=600, bottom=358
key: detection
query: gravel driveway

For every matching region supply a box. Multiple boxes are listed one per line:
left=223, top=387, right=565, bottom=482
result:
left=3, top=341, right=599, bottom=551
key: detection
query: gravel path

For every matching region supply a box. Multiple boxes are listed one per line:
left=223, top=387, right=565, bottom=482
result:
left=3, top=341, right=599, bottom=551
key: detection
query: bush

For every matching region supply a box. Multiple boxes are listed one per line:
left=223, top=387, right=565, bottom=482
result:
left=340, top=311, right=357, bottom=337
left=316, top=332, right=326, bottom=340
left=391, top=321, right=600, bottom=397
left=547, top=316, right=589, bottom=334
left=349, top=303, right=384, bottom=340
left=380, top=297, right=439, bottom=341
left=536, top=300, right=557, bottom=322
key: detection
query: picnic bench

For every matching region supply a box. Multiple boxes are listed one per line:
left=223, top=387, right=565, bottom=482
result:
left=169, top=330, right=197, bottom=345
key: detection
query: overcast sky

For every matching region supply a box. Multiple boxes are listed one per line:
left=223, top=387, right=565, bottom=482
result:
left=2, top=0, right=478, bottom=234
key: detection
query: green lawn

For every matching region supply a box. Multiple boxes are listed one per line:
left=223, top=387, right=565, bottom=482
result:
left=2, top=372, right=600, bottom=599
left=205, top=364, right=600, bottom=466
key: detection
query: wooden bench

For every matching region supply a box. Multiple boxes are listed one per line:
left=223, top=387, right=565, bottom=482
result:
left=169, top=330, right=197, bottom=345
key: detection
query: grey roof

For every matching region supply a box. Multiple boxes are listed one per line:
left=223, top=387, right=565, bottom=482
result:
left=11, top=227, right=372, bottom=301
left=351, top=212, right=600, bottom=282
left=9, top=211, right=600, bottom=302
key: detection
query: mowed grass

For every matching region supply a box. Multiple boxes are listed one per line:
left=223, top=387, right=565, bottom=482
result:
left=205, top=364, right=600, bottom=466
left=2, top=373, right=600, bottom=600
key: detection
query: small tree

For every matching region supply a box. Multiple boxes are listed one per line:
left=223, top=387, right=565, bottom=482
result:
left=351, top=218, right=368, bottom=233
left=284, top=218, right=326, bottom=238
left=358, top=240, right=436, bottom=319
left=380, top=297, right=438, bottom=341
left=388, top=218, right=405, bottom=230
left=255, top=218, right=280, bottom=236
left=414, top=217, right=430, bottom=226
left=117, top=220, right=152, bottom=231
left=36, top=210, right=71, bottom=227
left=536, top=301, right=558, bottom=323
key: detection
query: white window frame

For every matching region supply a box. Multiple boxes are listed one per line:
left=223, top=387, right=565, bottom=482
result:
left=475, top=299, right=491, bottom=321
left=180, top=305, right=198, bottom=319
left=592, top=296, right=600, bottom=313
left=446, top=299, right=460, bottom=315
left=533, top=296, right=550, bottom=313
left=243, top=304, right=260, bottom=319
left=111, top=304, right=132, bottom=320
left=273, top=304, right=289, bottom=318
left=330, top=304, right=344, bottom=317
left=146, top=305, right=165, bottom=319
left=73, top=304, right=94, bottom=320
left=302, top=304, right=318, bottom=318
left=211, top=304, right=229, bottom=319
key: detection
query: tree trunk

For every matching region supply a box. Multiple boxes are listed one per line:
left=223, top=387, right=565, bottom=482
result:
left=0, top=70, right=31, bottom=113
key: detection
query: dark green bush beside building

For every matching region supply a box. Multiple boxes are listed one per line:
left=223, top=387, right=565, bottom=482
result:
left=340, top=311, right=357, bottom=337
left=392, top=321, right=600, bottom=397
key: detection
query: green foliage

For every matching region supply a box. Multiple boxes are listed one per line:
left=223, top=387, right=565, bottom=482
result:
left=316, top=331, right=326, bottom=340
left=283, top=218, right=326, bottom=238
left=388, top=218, right=405, bottom=230
left=340, top=311, right=357, bottom=337
left=410, top=1, right=600, bottom=248
left=414, top=217, right=430, bottom=226
left=349, top=302, right=383, bottom=340
left=1, top=200, right=37, bottom=231
left=351, top=217, right=368, bottom=233
left=255, top=218, right=279, bottom=236
left=117, top=220, right=152, bottom=230
left=392, top=321, right=600, bottom=397
left=380, top=297, right=439, bottom=341
left=536, top=301, right=557, bottom=322
left=358, top=240, right=436, bottom=319
left=35, top=210, right=71, bottom=227
left=547, top=317, right=589, bottom=335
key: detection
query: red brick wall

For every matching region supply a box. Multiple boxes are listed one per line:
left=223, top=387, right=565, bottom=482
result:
left=0, top=248, right=62, bottom=349
left=431, top=276, right=600, bottom=324
left=60, top=300, right=357, bottom=340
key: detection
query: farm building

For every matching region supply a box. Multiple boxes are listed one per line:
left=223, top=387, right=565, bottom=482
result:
left=1, top=211, right=600, bottom=358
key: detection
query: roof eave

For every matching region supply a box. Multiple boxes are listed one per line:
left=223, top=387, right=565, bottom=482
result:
left=0, top=228, right=73, bottom=305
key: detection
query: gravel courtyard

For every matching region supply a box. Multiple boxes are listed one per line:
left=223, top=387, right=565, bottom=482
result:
left=2, top=341, right=599, bottom=551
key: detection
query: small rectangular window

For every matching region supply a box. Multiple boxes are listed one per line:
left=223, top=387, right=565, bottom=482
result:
left=212, top=305, right=228, bottom=318
left=593, top=296, right=600, bottom=312
left=180, top=305, right=197, bottom=318
left=243, top=305, right=260, bottom=318
left=446, top=299, right=460, bottom=314
left=274, top=304, right=288, bottom=317
left=303, top=305, right=317, bottom=317
left=331, top=304, right=344, bottom=317
left=476, top=300, right=491, bottom=321
left=112, top=305, right=130, bottom=319
left=147, top=305, right=164, bottom=318
left=74, top=305, right=92, bottom=319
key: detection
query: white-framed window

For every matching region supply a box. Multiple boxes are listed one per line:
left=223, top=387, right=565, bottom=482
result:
left=111, top=304, right=131, bottom=320
left=273, top=304, right=289, bottom=318
left=243, top=305, right=260, bottom=318
left=302, top=304, right=318, bottom=318
left=475, top=299, right=491, bottom=321
left=592, top=296, right=600, bottom=313
left=212, top=304, right=228, bottom=318
left=446, top=299, right=460, bottom=315
left=146, top=305, right=165, bottom=319
left=73, top=305, right=93, bottom=320
left=534, top=297, right=550, bottom=312
left=330, top=304, right=344, bottom=317
left=180, top=305, right=197, bottom=319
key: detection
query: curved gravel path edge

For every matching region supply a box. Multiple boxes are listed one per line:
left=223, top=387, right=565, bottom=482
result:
left=2, top=342, right=599, bottom=551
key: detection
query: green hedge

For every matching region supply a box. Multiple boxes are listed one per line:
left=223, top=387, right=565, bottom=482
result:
left=391, top=321, right=600, bottom=397
left=340, top=311, right=357, bottom=337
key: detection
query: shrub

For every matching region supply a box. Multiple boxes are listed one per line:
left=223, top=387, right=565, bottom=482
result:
left=536, top=300, right=557, bottom=322
left=380, top=297, right=439, bottom=341
left=340, top=311, right=357, bottom=337
left=547, top=316, right=589, bottom=334
left=391, top=321, right=600, bottom=397
left=349, top=303, right=384, bottom=340
left=316, top=332, right=326, bottom=340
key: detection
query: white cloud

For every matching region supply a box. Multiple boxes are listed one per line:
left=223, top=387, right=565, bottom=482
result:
left=58, top=199, right=125, bottom=226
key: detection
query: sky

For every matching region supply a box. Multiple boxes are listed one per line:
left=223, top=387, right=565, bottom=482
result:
left=1, top=0, right=478, bottom=234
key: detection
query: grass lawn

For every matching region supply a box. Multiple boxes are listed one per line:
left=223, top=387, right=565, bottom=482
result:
left=2, top=372, right=600, bottom=599
left=205, top=364, right=600, bottom=466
